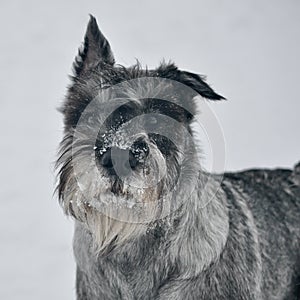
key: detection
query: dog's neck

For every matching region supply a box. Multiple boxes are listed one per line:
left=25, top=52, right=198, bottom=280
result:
left=73, top=173, right=229, bottom=279
left=167, top=173, right=229, bottom=277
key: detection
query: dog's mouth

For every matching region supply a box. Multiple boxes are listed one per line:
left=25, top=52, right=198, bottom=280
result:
left=86, top=144, right=168, bottom=220
left=84, top=172, right=165, bottom=224
left=108, top=175, right=163, bottom=201
left=110, top=176, right=124, bottom=195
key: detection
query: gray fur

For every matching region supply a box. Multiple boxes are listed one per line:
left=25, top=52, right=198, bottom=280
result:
left=70, top=166, right=300, bottom=300
left=56, top=16, right=300, bottom=299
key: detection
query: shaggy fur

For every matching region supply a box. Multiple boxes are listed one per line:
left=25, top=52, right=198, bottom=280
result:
left=56, top=16, right=300, bottom=299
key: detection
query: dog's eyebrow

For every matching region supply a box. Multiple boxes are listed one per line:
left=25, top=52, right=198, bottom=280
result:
left=142, top=98, right=192, bottom=121
left=121, top=100, right=141, bottom=110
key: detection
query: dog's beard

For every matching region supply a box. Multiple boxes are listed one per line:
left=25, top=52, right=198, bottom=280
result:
left=60, top=141, right=181, bottom=252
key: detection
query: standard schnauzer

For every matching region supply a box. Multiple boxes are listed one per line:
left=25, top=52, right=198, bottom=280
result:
left=56, top=16, right=300, bottom=299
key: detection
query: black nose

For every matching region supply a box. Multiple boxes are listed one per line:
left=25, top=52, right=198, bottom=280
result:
left=100, top=147, right=129, bottom=176
left=100, top=148, right=114, bottom=169
left=99, top=147, right=140, bottom=177
left=98, top=140, right=149, bottom=176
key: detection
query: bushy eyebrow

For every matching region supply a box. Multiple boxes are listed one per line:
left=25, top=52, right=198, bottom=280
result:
left=142, top=99, right=192, bottom=122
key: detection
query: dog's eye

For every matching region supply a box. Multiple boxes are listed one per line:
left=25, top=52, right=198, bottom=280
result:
left=118, top=105, right=130, bottom=116
left=148, top=133, right=176, bottom=156
left=108, top=104, right=136, bottom=128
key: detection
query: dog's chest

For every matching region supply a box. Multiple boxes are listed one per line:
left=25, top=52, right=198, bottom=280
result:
left=74, top=227, right=171, bottom=298
left=105, top=250, right=169, bottom=298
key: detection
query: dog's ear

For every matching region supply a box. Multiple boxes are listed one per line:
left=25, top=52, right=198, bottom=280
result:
left=156, top=64, right=225, bottom=100
left=73, top=15, right=115, bottom=76
left=178, top=70, right=225, bottom=100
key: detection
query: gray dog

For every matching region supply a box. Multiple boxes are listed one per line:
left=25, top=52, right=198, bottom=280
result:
left=56, top=16, right=300, bottom=299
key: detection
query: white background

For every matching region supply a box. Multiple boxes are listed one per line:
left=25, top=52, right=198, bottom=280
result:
left=0, top=1, right=299, bottom=299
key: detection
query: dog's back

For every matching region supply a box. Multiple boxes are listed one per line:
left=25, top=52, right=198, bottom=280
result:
left=222, top=162, right=300, bottom=299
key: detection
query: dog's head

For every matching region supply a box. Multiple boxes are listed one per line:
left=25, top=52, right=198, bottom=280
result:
left=56, top=16, right=224, bottom=251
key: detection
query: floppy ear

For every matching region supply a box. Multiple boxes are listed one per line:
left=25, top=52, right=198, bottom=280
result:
left=73, top=15, right=115, bottom=76
left=178, top=70, right=225, bottom=100
left=156, top=64, right=225, bottom=100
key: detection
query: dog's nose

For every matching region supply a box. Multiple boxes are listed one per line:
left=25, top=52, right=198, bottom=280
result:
left=99, top=140, right=149, bottom=176
left=100, top=148, right=114, bottom=169
left=100, top=147, right=129, bottom=177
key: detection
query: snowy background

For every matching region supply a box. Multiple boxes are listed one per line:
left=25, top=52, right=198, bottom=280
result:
left=0, top=0, right=299, bottom=299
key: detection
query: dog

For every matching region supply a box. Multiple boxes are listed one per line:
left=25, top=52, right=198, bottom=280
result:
left=56, top=15, right=300, bottom=299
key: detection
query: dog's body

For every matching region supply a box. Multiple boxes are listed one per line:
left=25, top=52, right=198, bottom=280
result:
left=73, top=166, right=300, bottom=300
left=57, top=16, right=300, bottom=300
